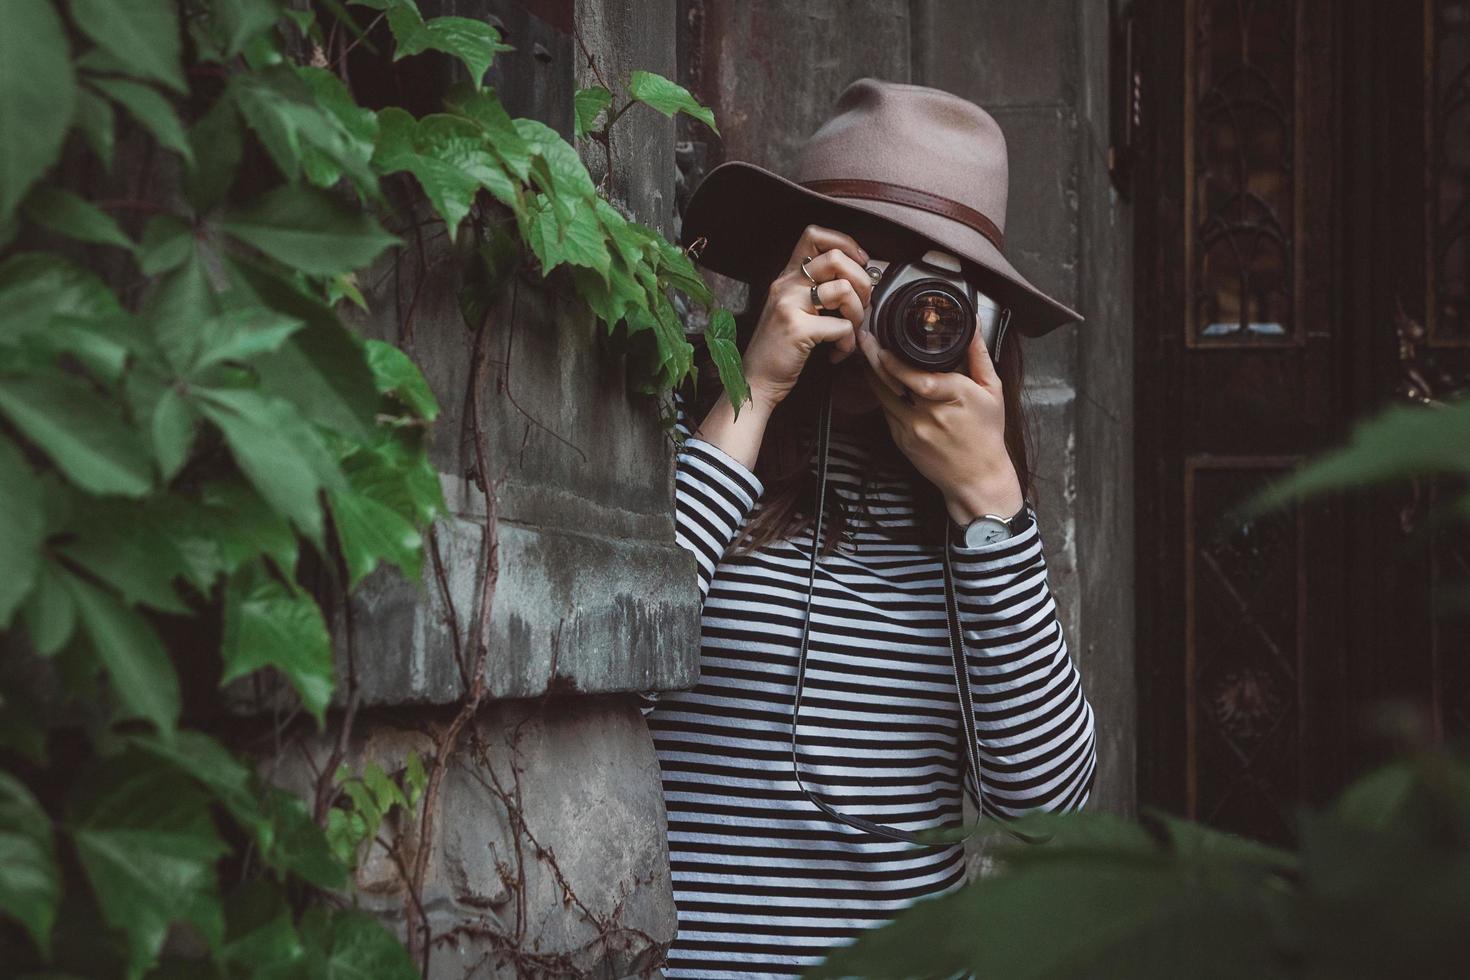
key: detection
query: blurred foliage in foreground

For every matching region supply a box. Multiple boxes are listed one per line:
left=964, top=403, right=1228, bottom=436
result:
left=809, top=396, right=1470, bottom=978
left=810, top=738, right=1470, bottom=980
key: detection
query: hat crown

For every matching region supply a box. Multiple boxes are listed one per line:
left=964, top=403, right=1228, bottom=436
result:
left=790, top=78, right=1009, bottom=234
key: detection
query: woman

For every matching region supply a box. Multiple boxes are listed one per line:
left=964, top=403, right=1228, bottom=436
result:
left=643, top=79, right=1098, bottom=979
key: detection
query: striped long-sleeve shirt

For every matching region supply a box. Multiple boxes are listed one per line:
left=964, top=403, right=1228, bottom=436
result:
left=643, top=411, right=1097, bottom=979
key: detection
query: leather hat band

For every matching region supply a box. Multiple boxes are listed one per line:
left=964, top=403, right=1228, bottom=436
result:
left=798, top=178, right=1005, bottom=253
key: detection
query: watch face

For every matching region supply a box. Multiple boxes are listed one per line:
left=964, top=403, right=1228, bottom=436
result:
left=963, top=517, right=1012, bottom=548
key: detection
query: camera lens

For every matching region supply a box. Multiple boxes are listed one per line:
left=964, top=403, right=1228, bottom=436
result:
left=899, top=289, right=968, bottom=356
left=872, top=270, right=976, bottom=372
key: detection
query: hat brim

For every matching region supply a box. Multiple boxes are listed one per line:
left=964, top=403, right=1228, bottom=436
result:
left=681, top=160, right=1082, bottom=336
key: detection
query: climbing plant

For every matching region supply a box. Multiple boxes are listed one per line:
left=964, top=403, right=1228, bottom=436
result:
left=0, top=0, right=735, bottom=976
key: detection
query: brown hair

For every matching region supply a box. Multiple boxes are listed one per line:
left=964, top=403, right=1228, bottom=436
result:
left=685, top=283, right=1034, bottom=557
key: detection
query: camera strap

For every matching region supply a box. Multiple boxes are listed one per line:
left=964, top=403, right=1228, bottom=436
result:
left=788, top=364, right=1050, bottom=847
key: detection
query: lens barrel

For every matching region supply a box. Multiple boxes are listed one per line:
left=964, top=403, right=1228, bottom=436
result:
left=875, top=278, right=976, bottom=373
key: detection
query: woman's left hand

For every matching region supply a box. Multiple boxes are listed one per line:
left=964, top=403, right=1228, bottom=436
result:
left=857, top=317, right=1024, bottom=525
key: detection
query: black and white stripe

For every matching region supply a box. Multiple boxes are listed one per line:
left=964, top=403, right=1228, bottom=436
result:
left=644, top=411, right=1097, bottom=979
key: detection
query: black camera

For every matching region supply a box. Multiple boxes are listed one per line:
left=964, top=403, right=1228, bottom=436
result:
left=864, top=250, right=1010, bottom=373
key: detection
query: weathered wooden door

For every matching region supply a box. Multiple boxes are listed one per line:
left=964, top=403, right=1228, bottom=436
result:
left=1132, top=0, right=1470, bottom=845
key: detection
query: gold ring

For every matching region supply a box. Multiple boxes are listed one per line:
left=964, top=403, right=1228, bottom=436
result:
left=800, top=255, right=818, bottom=285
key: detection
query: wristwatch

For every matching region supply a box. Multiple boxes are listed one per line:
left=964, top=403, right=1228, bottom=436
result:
left=949, top=500, right=1034, bottom=549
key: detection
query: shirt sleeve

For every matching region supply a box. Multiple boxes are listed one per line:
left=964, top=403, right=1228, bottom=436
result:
left=947, top=509, right=1098, bottom=818
left=640, top=392, right=764, bottom=717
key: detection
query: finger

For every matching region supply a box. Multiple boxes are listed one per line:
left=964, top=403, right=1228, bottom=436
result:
left=857, top=329, right=907, bottom=396
left=864, top=366, right=916, bottom=419
left=875, top=347, right=969, bottom=403
left=802, top=248, right=875, bottom=306
left=812, top=279, right=864, bottom=339
left=968, top=312, right=1002, bottom=389
left=786, top=224, right=868, bottom=274
left=797, top=309, right=860, bottom=353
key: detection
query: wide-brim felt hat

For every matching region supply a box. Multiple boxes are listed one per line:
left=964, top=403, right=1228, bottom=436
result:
left=681, top=78, right=1082, bottom=336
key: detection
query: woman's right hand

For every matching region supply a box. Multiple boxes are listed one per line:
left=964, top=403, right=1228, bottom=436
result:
left=742, top=224, right=874, bottom=411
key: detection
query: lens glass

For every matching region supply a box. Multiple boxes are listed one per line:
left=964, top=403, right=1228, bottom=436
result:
left=899, top=289, right=968, bottom=355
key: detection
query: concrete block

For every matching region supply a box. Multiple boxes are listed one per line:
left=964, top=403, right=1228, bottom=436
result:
left=334, top=513, right=700, bottom=705
left=913, top=0, right=1079, bottom=108
left=696, top=0, right=912, bottom=175
left=1023, top=383, right=1079, bottom=646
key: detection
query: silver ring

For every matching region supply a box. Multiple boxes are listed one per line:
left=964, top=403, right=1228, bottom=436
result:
left=800, top=255, right=818, bottom=285
left=810, top=282, right=828, bottom=311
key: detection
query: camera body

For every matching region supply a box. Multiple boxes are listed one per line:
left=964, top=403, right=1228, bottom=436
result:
left=864, top=250, right=1009, bottom=374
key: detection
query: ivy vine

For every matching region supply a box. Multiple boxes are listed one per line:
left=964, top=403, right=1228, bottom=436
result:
left=0, top=0, right=736, bottom=976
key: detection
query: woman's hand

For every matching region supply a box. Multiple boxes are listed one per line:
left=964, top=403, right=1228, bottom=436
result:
left=858, top=316, right=1024, bottom=525
left=742, top=224, right=873, bottom=412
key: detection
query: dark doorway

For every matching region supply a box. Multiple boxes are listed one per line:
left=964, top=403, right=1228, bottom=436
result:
left=1131, top=0, right=1470, bottom=845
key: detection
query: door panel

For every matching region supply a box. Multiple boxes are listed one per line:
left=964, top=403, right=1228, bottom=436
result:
left=1137, top=0, right=1470, bottom=844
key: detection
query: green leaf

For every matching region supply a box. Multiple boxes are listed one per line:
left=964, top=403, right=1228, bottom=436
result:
left=365, top=339, right=439, bottom=420
left=0, top=0, right=76, bottom=221
left=327, top=272, right=368, bottom=310
left=218, top=184, right=398, bottom=278
left=69, top=752, right=228, bottom=978
left=138, top=215, right=194, bottom=275
left=198, top=387, right=345, bottom=543
left=260, top=785, right=345, bottom=890
left=74, top=88, right=116, bottom=170
left=70, top=0, right=186, bottom=94
left=0, top=773, right=60, bottom=957
left=387, top=8, right=511, bottom=85
left=651, top=234, right=713, bottom=305
left=66, top=573, right=180, bottom=734
left=446, top=87, right=533, bottom=181
left=21, top=560, right=77, bottom=656
left=87, top=77, right=194, bottom=164
left=705, top=308, right=750, bottom=418
left=22, top=186, right=135, bottom=252
left=229, top=261, right=381, bottom=438
left=340, top=432, right=444, bottom=528
left=219, top=879, right=305, bottom=976
left=294, top=66, right=379, bottom=192
left=229, top=67, right=376, bottom=192
left=524, top=195, right=612, bottom=281
left=300, top=907, right=419, bottom=980
left=57, top=498, right=193, bottom=614
left=0, top=435, right=43, bottom=626
left=1249, top=397, right=1470, bottom=514
left=144, top=384, right=191, bottom=481
left=172, top=480, right=298, bottom=588
left=0, top=373, right=153, bottom=498
left=373, top=108, right=481, bottom=230
left=574, top=85, right=613, bottom=138
left=515, top=117, right=597, bottom=203
left=221, top=561, right=334, bottom=725
left=193, top=308, right=306, bottom=371
left=185, top=96, right=244, bottom=214
left=626, top=69, right=718, bottom=134
left=330, top=487, right=423, bottom=588
left=0, top=252, right=123, bottom=341
left=203, top=0, right=286, bottom=59
left=404, top=751, right=426, bottom=804
left=144, top=249, right=221, bottom=372
left=128, top=731, right=264, bottom=840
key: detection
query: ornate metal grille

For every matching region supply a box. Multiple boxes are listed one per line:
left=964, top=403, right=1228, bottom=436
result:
left=1186, top=458, right=1302, bottom=842
left=1185, top=0, right=1300, bottom=346
left=1428, top=0, right=1470, bottom=346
